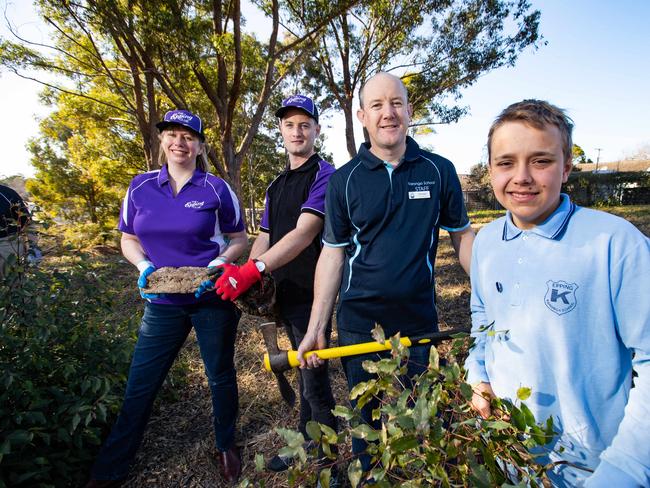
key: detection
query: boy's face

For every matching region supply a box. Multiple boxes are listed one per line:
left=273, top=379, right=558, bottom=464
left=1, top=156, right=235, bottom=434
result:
left=489, top=121, right=572, bottom=230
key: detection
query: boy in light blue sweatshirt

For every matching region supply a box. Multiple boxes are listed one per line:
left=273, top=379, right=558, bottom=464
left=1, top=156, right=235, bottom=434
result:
left=464, top=99, right=650, bottom=487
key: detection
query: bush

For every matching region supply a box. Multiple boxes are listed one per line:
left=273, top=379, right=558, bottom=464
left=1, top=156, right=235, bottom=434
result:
left=60, top=222, right=120, bottom=250
left=263, top=328, right=555, bottom=488
left=0, top=255, right=136, bottom=487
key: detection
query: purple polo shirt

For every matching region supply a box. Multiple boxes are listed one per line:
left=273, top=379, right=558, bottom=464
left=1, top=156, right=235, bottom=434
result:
left=119, top=164, right=244, bottom=305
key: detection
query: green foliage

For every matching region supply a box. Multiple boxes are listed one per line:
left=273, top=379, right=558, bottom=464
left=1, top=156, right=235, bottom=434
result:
left=0, top=256, right=136, bottom=486
left=271, top=332, right=554, bottom=487
left=564, top=171, right=650, bottom=207
left=572, top=144, right=587, bottom=164
left=299, top=0, right=542, bottom=156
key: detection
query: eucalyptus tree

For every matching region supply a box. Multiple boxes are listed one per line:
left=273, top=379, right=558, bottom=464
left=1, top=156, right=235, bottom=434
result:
left=1, top=0, right=359, bottom=199
left=287, top=0, right=543, bottom=157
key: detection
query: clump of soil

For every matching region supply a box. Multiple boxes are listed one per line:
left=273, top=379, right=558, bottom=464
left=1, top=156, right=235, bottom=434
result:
left=142, top=266, right=209, bottom=294
left=142, top=266, right=278, bottom=318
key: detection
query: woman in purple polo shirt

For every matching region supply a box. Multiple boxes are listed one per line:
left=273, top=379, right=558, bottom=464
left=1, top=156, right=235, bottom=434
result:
left=86, top=110, right=247, bottom=487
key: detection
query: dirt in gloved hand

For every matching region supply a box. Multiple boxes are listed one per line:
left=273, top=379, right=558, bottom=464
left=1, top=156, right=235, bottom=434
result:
left=142, top=266, right=209, bottom=294
left=142, top=266, right=278, bottom=318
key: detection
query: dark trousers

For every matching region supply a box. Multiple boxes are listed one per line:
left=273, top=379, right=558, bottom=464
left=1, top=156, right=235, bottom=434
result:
left=281, top=304, right=338, bottom=437
left=338, top=328, right=432, bottom=473
left=91, top=300, right=240, bottom=480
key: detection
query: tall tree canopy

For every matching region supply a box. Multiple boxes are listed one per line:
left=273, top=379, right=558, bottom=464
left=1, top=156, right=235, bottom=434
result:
left=1, top=0, right=358, bottom=197
left=290, top=0, right=542, bottom=157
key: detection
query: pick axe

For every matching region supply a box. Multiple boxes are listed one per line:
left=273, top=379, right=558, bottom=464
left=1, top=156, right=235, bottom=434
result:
left=263, top=327, right=471, bottom=373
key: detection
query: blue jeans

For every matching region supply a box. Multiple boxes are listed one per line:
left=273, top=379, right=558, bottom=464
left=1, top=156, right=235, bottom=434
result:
left=338, top=328, right=432, bottom=473
left=281, top=304, right=337, bottom=438
left=91, top=299, right=240, bottom=480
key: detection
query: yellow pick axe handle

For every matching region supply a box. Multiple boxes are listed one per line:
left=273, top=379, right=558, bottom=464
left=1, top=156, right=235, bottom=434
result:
left=263, top=328, right=469, bottom=372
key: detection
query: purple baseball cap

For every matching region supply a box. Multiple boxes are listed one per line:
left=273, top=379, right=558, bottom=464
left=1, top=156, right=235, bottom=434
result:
left=275, top=94, right=319, bottom=123
left=156, top=109, right=205, bottom=140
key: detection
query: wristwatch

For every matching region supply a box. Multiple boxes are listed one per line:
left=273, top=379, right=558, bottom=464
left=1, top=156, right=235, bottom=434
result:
left=253, top=259, right=266, bottom=274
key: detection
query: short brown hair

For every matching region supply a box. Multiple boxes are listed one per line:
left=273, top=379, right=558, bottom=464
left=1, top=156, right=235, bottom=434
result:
left=487, top=100, right=574, bottom=163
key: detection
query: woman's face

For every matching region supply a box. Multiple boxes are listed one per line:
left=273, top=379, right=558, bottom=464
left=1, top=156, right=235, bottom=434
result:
left=160, top=126, right=203, bottom=169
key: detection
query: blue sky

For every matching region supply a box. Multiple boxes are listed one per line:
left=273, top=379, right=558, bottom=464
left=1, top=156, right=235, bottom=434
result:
left=2, top=0, right=649, bottom=178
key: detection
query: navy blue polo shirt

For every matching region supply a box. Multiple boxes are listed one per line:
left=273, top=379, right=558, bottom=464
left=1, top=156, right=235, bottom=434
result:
left=323, top=137, right=470, bottom=337
left=118, top=164, right=244, bottom=305
left=259, top=154, right=335, bottom=309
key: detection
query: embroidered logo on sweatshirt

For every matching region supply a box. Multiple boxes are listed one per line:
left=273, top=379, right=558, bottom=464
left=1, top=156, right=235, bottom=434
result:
left=544, top=280, right=578, bottom=315
left=184, top=200, right=205, bottom=209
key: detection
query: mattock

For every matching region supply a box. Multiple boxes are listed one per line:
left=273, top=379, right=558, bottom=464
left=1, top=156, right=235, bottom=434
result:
left=259, top=320, right=296, bottom=407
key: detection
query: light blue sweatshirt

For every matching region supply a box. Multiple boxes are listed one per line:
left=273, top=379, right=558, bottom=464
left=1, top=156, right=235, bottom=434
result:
left=465, top=195, right=650, bottom=487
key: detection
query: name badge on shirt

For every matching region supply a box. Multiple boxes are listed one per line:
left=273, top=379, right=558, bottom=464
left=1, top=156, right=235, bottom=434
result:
left=408, top=190, right=431, bottom=199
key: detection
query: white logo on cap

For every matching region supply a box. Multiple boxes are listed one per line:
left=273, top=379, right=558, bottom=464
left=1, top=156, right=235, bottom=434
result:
left=169, top=112, right=193, bottom=123
left=285, top=95, right=308, bottom=105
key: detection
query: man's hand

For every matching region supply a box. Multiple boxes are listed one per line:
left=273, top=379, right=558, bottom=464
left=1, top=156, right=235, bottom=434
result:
left=215, top=260, right=262, bottom=301
left=137, top=260, right=161, bottom=300
left=296, top=329, right=327, bottom=369
left=470, top=382, right=495, bottom=419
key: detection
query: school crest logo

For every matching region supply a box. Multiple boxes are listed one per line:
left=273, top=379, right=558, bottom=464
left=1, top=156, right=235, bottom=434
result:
left=544, top=280, right=578, bottom=315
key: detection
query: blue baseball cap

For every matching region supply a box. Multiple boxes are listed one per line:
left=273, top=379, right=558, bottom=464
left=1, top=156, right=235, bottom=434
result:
left=275, top=94, right=319, bottom=123
left=156, top=109, right=205, bottom=140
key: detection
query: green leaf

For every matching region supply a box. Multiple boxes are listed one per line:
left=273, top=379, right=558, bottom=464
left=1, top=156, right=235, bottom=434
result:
left=348, top=459, right=363, bottom=488
left=254, top=453, right=264, bottom=472
left=318, top=467, right=331, bottom=488
left=428, top=345, right=440, bottom=370
left=306, top=420, right=322, bottom=442
left=516, top=387, right=532, bottom=401
left=390, top=435, right=419, bottom=452
left=350, top=380, right=374, bottom=399
left=7, top=430, right=33, bottom=446
left=333, top=404, right=355, bottom=420
left=71, top=413, right=81, bottom=433
left=351, top=424, right=380, bottom=441
left=371, top=324, right=386, bottom=344
left=460, top=382, right=473, bottom=401
left=485, top=420, right=511, bottom=431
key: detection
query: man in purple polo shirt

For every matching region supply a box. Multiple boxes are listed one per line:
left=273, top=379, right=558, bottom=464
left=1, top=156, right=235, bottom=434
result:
left=214, top=95, right=338, bottom=484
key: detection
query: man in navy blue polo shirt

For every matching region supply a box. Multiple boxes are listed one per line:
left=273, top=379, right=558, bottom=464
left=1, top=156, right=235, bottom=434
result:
left=297, top=72, right=475, bottom=474
left=214, top=95, right=338, bottom=478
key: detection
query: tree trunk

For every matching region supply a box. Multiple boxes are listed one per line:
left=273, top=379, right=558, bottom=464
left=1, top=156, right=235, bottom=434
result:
left=343, top=96, right=357, bottom=159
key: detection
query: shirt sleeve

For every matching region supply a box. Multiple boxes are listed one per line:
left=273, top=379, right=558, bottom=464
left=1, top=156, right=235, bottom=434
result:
left=259, top=191, right=270, bottom=232
left=216, top=180, right=245, bottom=233
left=301, top=162, right=334, bottom=218
left=322, top=172, right=350, bottom=248
left=117, top=185, right=135, bottom=234
left=439, top=160, right=470, bottom=232
left=464, top=232, right=491, bottom=385
left=593, top=232, right=650, bottom=486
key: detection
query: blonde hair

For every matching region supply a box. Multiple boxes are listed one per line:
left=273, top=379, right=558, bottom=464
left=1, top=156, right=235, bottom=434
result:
left=488, top=100, right=574, bottom=163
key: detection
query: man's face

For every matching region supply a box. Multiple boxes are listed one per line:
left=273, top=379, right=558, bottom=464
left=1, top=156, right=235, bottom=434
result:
left=357, top=75, right=412, bottom=153
left=489, top=121, right=572, bottom=230
left=279, top=109, right=320, bottom=158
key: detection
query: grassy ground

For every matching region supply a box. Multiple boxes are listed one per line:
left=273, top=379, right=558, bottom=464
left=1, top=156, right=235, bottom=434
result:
left=81, top=204, right=648, bottom=487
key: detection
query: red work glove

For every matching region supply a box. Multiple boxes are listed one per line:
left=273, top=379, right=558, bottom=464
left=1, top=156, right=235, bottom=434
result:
left=215, top=260, right=262, bottom=301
